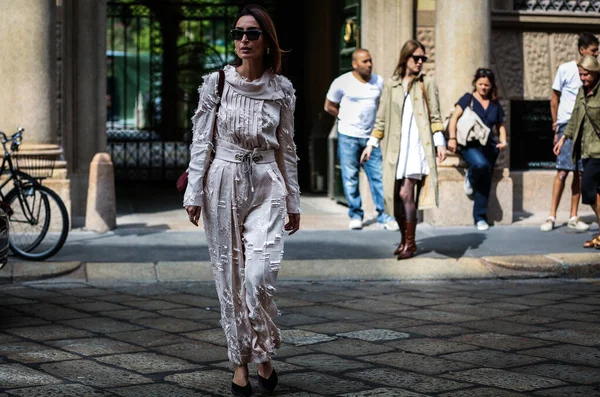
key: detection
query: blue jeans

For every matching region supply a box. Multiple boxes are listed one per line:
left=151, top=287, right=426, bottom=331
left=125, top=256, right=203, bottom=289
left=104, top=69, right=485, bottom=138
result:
left=460, top=142, right=499, bottom=224
left=338, top=133, right=392, bottom=223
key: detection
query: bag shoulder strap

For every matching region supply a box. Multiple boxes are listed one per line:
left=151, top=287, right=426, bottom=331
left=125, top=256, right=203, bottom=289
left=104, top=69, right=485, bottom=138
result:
left=217, top=69, right=225, bottom=99
left=420, top=79, right=431, bottom=123
left=212, top=70, right=225, bottom=141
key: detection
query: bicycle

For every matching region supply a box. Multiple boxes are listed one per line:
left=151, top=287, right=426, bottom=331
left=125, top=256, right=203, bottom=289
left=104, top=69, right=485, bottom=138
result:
left=0, top=128, right=69, bottom=261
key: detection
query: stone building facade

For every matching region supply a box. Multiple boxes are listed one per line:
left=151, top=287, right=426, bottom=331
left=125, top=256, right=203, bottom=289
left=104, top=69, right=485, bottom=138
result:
left=0, top=0, right=598, bottom=227
left=362, top=0, right=600, bottom=225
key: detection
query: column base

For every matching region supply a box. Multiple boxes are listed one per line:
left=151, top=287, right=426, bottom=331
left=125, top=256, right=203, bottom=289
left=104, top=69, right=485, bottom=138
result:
left=424, top=166, right=513, bottom=226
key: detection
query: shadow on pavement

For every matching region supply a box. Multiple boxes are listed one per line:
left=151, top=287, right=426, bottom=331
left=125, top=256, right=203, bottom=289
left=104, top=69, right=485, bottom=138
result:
left=416, top=232, right=486, bottom=259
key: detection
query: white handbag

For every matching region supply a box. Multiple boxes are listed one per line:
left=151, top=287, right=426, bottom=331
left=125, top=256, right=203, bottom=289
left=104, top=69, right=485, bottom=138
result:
left=456, top=95, right=490, bottom=146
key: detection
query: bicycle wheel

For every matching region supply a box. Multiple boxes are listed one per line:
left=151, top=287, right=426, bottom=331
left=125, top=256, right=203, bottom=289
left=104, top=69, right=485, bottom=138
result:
left=6, top=183, right=69, bottom=261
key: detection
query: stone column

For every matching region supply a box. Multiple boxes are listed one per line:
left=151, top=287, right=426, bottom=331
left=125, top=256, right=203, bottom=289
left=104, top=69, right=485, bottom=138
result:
left=0, top=0, right=57, bottom=144
left=435, top=0, right=490, bottom=116
left=425, top=0, right=512, bottom=226
left=362, top=0, right=414, bottom=79
left=0, top=1, right=71, bottom=218
left=360, top=0, right=414, bottom=216
left=62, top=0, right=107, bottom=225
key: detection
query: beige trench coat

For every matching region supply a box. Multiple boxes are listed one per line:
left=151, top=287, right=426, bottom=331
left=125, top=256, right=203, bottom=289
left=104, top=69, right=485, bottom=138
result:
left=371, top=73, right=444, bottom=214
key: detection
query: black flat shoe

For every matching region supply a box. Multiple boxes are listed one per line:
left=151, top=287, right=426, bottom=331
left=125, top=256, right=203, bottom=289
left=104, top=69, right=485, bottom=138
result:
left=258, top=368, right=278, bottom=393
left=231, top=380, right=252, bottom=397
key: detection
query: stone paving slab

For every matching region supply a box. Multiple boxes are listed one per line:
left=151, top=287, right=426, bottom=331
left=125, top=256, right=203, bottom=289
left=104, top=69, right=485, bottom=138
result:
left=0, top=279, right=599, bottom=396
left=441, top=368, right=566, bottom=392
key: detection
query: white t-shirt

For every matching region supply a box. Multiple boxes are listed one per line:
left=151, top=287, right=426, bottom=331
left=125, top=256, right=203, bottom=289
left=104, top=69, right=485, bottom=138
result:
left=552, top=60, right=582, bottom=127
left=326, top=72, right=384, bottom=138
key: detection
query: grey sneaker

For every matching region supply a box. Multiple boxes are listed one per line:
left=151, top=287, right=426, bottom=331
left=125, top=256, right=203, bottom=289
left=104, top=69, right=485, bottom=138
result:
left=540, top=217, right=555, bottom=232
left=567, top=216, right=590, bottom=231
left=464, top=170, right=473, bottom=196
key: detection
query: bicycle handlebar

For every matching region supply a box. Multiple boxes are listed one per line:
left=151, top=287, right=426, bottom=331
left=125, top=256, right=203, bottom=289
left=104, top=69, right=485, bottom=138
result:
left=0, top=128, right=25, bottom=153
left=0, top=127, right=24, bottom=142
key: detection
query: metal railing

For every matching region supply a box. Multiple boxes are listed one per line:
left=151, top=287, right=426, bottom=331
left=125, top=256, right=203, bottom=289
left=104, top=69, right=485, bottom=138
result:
left=514, top=0, right=600, bottom=13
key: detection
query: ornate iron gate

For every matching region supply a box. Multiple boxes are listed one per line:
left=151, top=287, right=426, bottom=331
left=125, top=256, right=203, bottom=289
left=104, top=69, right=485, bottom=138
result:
left=106, top=0, right=272, bottom=180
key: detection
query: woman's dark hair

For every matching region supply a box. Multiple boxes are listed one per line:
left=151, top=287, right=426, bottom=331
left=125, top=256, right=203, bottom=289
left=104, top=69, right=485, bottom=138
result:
left=231, top=4, right=282, bottom=74
left=393, top=40, right=426, bottom=80
left=472, top=68, right=498, bottom=102
left=578, top=32, right=599, bottom=51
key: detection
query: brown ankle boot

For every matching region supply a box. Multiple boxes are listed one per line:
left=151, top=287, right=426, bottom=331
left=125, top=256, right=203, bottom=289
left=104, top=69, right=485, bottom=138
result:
left=397, top=221, right=417, bottom=260
left=393, top=218, right=407, bottom=255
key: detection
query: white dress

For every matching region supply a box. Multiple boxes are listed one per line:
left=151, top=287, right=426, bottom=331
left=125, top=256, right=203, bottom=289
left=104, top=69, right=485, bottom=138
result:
left=183, top=65, right=300, bottom=365
left=396, top=92, right=429, bottom=180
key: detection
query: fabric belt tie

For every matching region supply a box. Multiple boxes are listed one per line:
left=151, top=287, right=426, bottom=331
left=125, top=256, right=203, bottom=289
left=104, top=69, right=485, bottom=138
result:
left=214, top=145, right=276, bottom=192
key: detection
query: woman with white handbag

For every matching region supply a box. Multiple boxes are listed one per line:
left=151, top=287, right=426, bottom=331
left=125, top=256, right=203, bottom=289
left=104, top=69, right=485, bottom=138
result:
left=447, top=68, right=508, bottom=230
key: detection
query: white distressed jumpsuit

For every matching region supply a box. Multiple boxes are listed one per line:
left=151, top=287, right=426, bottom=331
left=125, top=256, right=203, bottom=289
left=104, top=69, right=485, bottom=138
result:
left=183, top=65, right=300, bottom=365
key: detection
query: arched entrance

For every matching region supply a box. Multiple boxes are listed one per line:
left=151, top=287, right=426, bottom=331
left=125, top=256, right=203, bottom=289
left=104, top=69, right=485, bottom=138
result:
left=105, top=0, right=345, bottom=223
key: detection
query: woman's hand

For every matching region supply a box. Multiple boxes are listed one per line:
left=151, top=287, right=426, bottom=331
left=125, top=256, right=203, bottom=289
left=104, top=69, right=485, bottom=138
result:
left=553, top=136, right=566, bottom=156
left=447, top=138, right=457, bottom=153
left=285, top=213, right=300, bottom=235
left=185, top=205, right=201, bottom=227
left=360, top=145, right=373, bottom=164
left=496, top=141, right=508, bottom=151
left=436, top=145, right=447, bottom=163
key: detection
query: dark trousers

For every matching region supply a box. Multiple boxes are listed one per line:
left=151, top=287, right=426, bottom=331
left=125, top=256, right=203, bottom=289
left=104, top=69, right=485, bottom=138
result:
left=460, top=142, right=499, bottom=224
left=582, top=158, right=600, bottom=205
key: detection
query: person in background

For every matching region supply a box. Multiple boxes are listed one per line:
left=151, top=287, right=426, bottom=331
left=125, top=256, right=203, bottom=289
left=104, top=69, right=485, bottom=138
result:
left=554, top=55, right=600, bottom=249
left=361, top=40, right=446, bottom=259
left=325, top=49, right=399, bottom=231
left=447, top=68, right=508, bottom=231
left=184, top=5, right=300, bottom=396
left=540, top=32, right=599, bottom=233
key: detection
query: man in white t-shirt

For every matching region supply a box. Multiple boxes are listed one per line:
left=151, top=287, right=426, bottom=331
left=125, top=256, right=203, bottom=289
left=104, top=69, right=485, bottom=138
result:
left=324, top=49, right=398, bottom=230
left=541, top=33, right=599, bottom=232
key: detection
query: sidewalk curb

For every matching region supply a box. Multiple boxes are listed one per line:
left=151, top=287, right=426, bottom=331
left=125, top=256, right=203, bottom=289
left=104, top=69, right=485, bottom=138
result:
left=0, top=261, right=83, bottom=283
left=482, top=252, right=600, bottom=278
left=3, top=254, right=599, bottom=284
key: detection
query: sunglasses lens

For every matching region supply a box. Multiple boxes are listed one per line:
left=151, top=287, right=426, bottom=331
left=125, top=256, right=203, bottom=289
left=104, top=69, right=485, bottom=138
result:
left=231, top=29, right=261, bottom=41
left=246, top=30, right=260, bottom=40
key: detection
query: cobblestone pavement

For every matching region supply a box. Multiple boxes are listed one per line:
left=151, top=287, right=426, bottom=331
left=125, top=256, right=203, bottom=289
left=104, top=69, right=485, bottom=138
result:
left=1, top=279, right=600, bottom=396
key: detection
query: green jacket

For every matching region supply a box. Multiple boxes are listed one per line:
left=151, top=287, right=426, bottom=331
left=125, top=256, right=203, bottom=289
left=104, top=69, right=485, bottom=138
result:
left=564, top=79, right=600, bottom=161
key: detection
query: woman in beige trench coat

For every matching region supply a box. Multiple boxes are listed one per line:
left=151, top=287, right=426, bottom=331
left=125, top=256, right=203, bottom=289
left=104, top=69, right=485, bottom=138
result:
left=361, top=40, right=446, bottom=259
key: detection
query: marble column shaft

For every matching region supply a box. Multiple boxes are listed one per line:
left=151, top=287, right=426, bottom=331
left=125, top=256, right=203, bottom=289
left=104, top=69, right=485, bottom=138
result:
left=435, top=0, right=491, bottom=117
left=0, top=0, right=57, bottom=144
left=362, top=0, right=414, bottom=79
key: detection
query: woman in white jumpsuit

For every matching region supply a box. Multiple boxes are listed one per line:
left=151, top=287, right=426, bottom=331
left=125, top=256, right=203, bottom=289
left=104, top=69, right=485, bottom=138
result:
left=183, top=5, right=300, bottom=396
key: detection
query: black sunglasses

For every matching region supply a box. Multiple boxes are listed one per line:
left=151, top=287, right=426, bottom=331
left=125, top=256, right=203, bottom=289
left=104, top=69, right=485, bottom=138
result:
left=411, top=55, right=428, bottom=63
left=230, top=28, right=262, bottom=41
left=476, top=68, right=494, bottom=77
